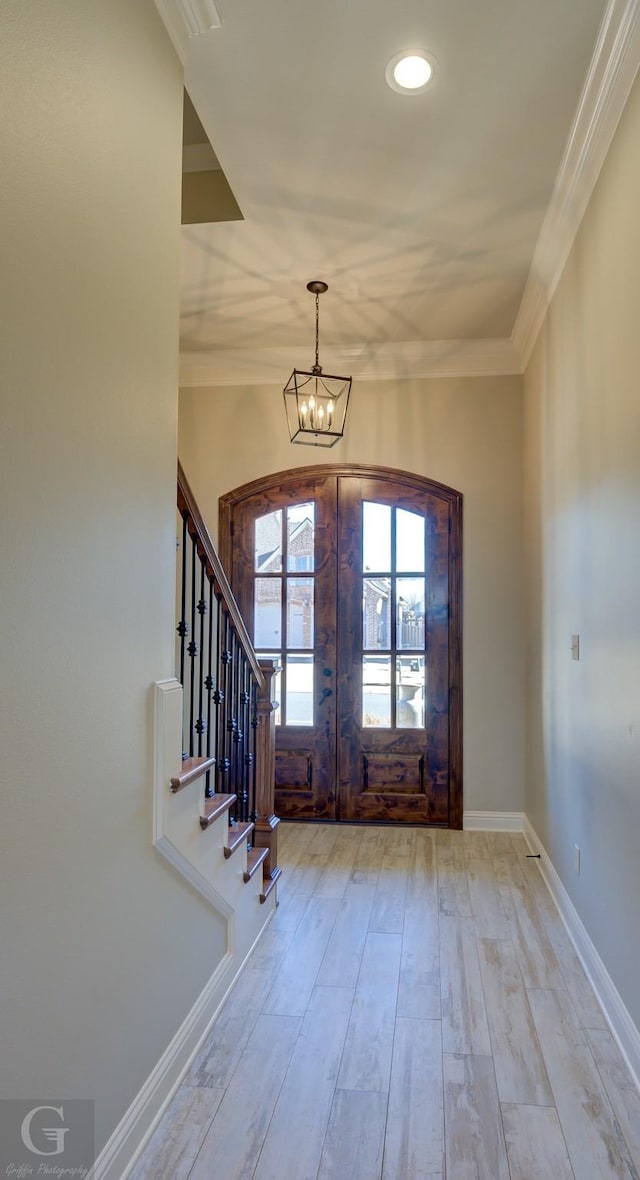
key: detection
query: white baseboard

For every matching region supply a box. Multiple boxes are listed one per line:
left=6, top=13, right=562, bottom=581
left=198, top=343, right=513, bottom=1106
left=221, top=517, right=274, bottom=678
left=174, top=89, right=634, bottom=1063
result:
left=92, top=910, right=274, bottom=1180
left=524, top=816, right=640, bottom=1091
left=463, top=810, right=525, bottom=831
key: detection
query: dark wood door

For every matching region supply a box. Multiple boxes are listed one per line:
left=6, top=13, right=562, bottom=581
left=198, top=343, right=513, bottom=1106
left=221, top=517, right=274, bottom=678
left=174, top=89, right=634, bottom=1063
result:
left=337, top=476, right=459, bottom=824
left=220, top=465, right=462, bottom=827
left=226, top=471, right=339, bottom=819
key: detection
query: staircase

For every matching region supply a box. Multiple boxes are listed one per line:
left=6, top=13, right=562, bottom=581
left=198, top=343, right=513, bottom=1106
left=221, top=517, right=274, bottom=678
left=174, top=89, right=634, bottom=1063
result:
left=153, top=464, right=281, bottom=974
left=170, top=763, right=280, bottom=904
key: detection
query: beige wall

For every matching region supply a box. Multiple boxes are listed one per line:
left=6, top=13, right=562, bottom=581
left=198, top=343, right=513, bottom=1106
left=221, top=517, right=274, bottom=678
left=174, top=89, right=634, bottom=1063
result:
left=180, top=373, right=525, bottom=814
left=0, top=0, right=227, bottom=1155
left=524, top=72, right=640, bottom=1028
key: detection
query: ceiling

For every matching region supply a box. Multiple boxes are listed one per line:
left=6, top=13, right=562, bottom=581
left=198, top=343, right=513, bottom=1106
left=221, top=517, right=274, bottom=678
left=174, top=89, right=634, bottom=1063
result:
left=177, top=0, right=611, bottom=386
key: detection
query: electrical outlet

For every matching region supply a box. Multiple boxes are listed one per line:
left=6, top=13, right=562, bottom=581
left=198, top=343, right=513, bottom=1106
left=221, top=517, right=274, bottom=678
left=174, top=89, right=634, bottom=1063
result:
left=574, top=843, right=581, bottom=876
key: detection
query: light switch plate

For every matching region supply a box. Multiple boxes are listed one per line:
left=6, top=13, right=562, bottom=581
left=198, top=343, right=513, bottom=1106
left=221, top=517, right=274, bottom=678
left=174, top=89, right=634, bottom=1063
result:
left=571, top=634, right=580, bottom=660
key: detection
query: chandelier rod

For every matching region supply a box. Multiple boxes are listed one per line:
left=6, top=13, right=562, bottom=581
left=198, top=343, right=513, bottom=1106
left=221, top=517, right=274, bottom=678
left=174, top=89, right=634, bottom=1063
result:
left=314, top=290, right=320, bottom=373
left=307, top=279, right=328, bottom=376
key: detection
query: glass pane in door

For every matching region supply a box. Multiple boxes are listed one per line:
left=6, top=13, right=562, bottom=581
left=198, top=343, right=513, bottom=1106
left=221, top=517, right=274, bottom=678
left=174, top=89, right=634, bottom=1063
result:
left=363, top=576, right=391, bottom=650
left=286, top=654, right=314, bottom=725
left=397, top=577, right=425, bottom=649
left=287, top=578, right=314, bottom=648
left=363, top=502, right=391, bottom=572
left=397, top=655, right=425, bottom=728
left=287, top=503, right=315, bottom=570
left=255, top=510, right=282, bottom=571
left=254, top=577, right=281, bottom=647
left=396, top=507, right=425, bottom=572
left=362, top=654, right=392, bottom=727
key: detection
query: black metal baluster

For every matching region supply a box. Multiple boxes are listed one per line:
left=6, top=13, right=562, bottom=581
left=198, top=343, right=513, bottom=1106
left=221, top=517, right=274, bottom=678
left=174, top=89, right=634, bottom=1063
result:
left=234, top=641, right=246, bottom=816
left=233, top=635, right=240, bottom=819
left=177, top=513, right=188, bottom=687
left=227, top=630, right=238, bottom=819
left=229, top=632, right=237, bottom=812
left=204, top=577, right=215, bottom=799
left=237, top=652, right=245, bottom=822
left=220, top=613, right=232, bottom=802
left=249, top=675, right=258, bottom=841
left=195, top=558, right=207, bottom=759
left=212, top=591, right=224, bottom=797
left=234, top=638, right=240, bottom=818
left=239, top=656, right=250, bottom=824
left=187, top=531, right=198, bottom=757
left=177, top=512, right=190, bottom=760
left=215, top=604, right=225, bottom=793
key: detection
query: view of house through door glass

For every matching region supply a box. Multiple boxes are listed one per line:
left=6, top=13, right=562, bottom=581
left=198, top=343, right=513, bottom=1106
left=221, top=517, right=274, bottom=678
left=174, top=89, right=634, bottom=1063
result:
left=220, top=467, right=462, bottom=827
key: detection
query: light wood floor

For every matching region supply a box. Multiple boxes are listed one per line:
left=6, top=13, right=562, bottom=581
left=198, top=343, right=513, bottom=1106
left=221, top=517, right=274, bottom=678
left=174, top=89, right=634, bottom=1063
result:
left=130, top=825, right=640, bottom=1180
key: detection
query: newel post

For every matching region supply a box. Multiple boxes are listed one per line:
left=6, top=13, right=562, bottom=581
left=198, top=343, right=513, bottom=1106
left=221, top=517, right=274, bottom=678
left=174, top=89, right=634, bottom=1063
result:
left=253, top=658, right=280, bottom=882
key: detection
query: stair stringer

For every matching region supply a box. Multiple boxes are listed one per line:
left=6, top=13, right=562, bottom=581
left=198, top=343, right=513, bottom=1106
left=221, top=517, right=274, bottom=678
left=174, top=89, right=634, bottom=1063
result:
left=153, top=679, right=275, bottom=969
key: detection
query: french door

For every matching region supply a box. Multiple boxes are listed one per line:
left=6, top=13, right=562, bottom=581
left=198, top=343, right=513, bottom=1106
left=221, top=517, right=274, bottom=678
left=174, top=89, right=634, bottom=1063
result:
left=220, top=466, right=462, bottom=827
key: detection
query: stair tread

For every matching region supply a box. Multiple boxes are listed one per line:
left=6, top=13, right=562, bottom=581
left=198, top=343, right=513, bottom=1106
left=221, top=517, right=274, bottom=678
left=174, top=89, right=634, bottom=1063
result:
left=171, top=756, right=216, bottom=793
left=224, top=821, right=255, bottom=858
left=243, top=845, right=269, bottom=883
left=260, top=866, right=282, bottom=903
left=199, top=793, right=237, bottom=830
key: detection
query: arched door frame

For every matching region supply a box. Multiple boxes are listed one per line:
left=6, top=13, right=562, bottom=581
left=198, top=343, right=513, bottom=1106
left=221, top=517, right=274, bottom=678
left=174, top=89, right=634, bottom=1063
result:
left=220, top=464, right=463, bottom=828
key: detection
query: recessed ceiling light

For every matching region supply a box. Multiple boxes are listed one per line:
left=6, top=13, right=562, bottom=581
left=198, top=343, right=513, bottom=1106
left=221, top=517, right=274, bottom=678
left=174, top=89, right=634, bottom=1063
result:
left=385, top=50, right=437, bottom=95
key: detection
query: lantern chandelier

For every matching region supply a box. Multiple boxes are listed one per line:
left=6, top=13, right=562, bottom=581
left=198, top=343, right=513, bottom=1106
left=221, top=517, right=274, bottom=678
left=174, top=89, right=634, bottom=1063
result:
left=283, top=281, right=352, bottom=447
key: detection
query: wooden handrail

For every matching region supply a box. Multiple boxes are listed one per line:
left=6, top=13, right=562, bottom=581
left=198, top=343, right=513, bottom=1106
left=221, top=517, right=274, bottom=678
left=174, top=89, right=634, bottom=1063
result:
left=177, top=461, right=264, bottom=688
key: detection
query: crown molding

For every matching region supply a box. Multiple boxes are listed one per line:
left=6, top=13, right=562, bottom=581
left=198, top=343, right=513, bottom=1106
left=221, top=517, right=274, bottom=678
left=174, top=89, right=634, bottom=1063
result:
left=178, top=336, right=522, bottom=388
left=154, top=0, right=221, bottom=63
left=513, top=0, right=640, bottom=368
